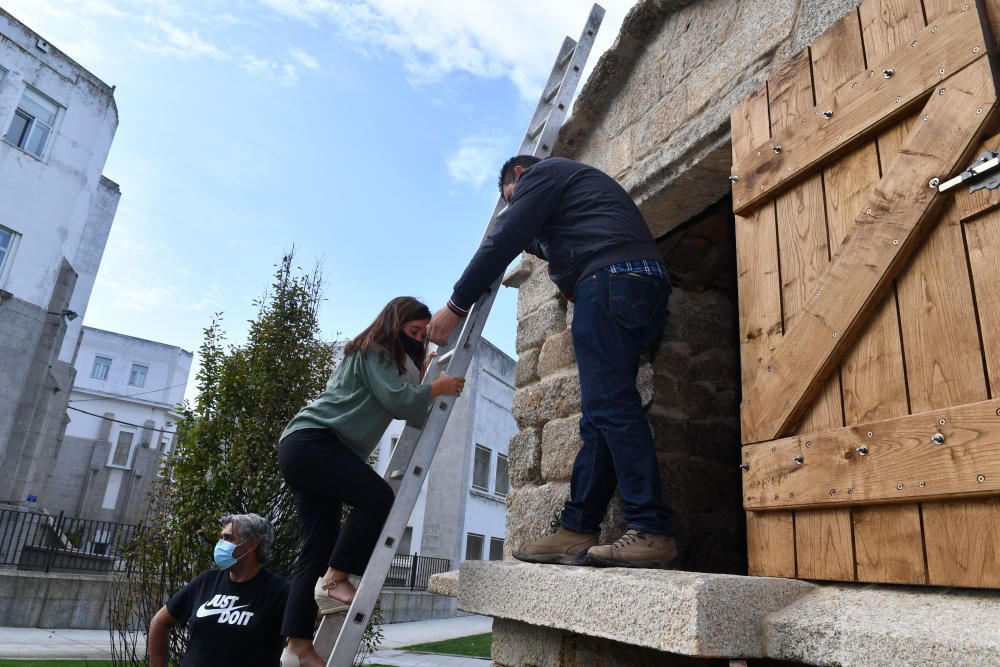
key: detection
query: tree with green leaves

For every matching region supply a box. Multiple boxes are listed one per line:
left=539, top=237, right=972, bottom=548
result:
left=109, top=252, right=381, bottom=665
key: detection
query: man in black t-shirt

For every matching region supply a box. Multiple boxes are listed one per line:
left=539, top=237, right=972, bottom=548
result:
left=148, top=513, right=290, bottom=667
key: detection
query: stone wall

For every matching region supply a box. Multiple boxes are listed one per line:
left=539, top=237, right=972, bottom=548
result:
left=0, top=570, right=113, bottom=629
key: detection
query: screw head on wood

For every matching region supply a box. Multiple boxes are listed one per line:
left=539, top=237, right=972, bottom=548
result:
left=939, top=88, right=946, bottom=95
left=793, top=455, right=804, bottom=464
left=729, top=175, right=740, bottom=182
left=932, top=433, right=945, bottom=445
left=884, top=68, right=894, bottom=78
left=897, top=482, right=904, bottom=490
left=978, top=474, right=986, bottom=483
left=919, top=481, right=926, bottom=488
left=867, top=431, right=873, bottom=438
left=857, top=445, right=869, bottom=456
left=805, top=441, right=812, bottom=448
left=939, top=418, right=946, bottom=425
left=740, top=463, right=750, bottom=472
left=911, top=40, right=917, bottom=47
left=929, top=177, right=941, bottom=188
left=773, top=145, right=782, bottom=154
left=823, top=110, right=833, bottom=119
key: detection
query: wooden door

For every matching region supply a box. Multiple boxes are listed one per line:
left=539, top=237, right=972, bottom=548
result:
left=732, top=0, right=1000, bottom=587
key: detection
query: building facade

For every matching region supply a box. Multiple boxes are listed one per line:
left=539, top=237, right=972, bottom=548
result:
left=40, top=327, right=192, bottom=525
left=0, top=8, right=119, bottom=507
left=372, top=339, right=516, bottom=564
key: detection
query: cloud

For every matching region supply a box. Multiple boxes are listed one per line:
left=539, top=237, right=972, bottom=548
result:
left=289, top=46, right=319, bottom=70
left=255, top=0, right=629, bottom=100
left=135, top=17, right=229, bottom=60
left=446, top=135, right=507, bottom=189
left=241, top=54, right=300, bottom=86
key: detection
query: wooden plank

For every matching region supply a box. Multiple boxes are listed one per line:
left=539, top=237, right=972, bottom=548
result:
left=746, top=511, right=796, bottom=577
left=851, top=0, right=929, bottom=585
left=740, top=56, right=997, bottom=444
left=794, top=509, right=854, bottom=580
left=853, top=505, right=926, bottom=583
left=816, top=10, right=910, bottom=427
left=742, top=396, right=1000, bottom=509
left=896, top=202, right=987, bottom=414
left=733, top=82, right=796, bottom=575
left=768, top=42, right=854, bottom=583
left=730, top=4, right=989, bottom=213
left=816, top=3, right=919, bottom=585
left=965, top=208, right=1000, bottom=394
left=923, top=497, right=1000, bottom=586
left=769, top=48, right=845, bottom=435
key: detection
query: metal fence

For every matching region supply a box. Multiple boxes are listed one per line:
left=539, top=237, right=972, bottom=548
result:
left=0, top=506, right=141, bottom=574
left=384, top=553, right=450, bottom=591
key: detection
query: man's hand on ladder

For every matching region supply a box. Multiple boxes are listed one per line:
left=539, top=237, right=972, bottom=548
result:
left=427, top=306, right=461, bottom=345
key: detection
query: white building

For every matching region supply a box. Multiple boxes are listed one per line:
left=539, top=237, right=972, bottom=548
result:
left=0, top=8, right=120, bottom=506
left=372, top=339, right=516, bottom=564
left=43, top=327, right=193, bottom=525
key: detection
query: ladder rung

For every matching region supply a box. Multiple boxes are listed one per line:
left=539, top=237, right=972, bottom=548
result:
left=526, top=119, right=546, bottom=141
left=543, top=82, right=562, bottom=104
left=436, top=349, right=455, bottom=366
left=557, top=46, right=576, bottom=68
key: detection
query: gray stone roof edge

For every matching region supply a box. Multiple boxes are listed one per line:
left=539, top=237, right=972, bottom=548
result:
left=555, top=0, right=696, bottom=159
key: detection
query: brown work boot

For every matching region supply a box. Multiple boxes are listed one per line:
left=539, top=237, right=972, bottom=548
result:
left=512, top=518, right=599, bottom=565
left=584, top=529, right=678, bottom=569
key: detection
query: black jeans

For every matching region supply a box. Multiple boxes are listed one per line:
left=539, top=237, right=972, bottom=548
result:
left=277, top=428, right=394, bottom=640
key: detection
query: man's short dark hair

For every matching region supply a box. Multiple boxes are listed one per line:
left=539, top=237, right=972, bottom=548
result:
left=498, top=155, right=542, bottom=194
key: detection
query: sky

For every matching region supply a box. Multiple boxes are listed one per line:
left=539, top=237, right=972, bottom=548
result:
left=3, top=0, right=631, bottom=400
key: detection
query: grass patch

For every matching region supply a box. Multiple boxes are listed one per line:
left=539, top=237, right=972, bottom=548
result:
left=401, top=632, right=492, bottom=658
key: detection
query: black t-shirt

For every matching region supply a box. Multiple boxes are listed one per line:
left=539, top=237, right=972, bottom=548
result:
left=167, top=567, right=290, bottom=666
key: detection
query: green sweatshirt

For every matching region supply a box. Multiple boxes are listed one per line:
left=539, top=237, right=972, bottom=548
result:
left=281, top=346, right=432, bottom=461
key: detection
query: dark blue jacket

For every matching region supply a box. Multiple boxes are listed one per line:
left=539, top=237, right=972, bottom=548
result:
left=449, top=158, right=660, bottom=309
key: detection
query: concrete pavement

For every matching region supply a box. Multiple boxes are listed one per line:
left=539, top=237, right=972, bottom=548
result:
left=0, top=614, right=493, bottom=661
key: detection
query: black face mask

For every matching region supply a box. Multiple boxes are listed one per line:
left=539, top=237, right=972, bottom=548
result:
left=399, top=331, right=425, bottom=361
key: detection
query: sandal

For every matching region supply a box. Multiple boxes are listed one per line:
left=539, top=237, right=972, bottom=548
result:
left=313, top=577, right=351, bottom=615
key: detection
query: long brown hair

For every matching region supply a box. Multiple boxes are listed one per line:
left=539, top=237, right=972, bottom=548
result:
left=344, top=296, right=431, bottom=374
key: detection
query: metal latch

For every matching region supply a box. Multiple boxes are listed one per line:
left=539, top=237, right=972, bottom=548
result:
left=938, top=150, right=1000, bottom=193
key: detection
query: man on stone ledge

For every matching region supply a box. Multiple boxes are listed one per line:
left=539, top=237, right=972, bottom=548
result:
left=428, top=156, right=677, bottom=568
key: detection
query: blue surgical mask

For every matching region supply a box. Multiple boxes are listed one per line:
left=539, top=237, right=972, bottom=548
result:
left=213, top=539, right=246, bottom=569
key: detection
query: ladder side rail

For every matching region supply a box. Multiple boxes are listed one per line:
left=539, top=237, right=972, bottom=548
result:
left=525, top=5, right=604, bottom=157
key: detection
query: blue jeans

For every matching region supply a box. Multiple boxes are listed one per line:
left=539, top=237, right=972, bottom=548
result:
left=559, top=268, right=674, bottom=535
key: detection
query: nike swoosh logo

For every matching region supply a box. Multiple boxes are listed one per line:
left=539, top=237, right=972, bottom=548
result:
left=195, top=602, right=249, bottom=618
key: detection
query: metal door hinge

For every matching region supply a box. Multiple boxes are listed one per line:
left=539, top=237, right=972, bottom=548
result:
left=938, top=150, right=1000, bottom=193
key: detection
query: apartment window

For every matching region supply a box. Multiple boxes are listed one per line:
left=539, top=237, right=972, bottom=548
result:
left=110, top=430, right=135, bottom=468
left=489, top=537, right=505, bottom=561
left=472, top=445, right=491, bottom=491
left=465, top=532, right=484, bottom=560
left=128, top=363, right=149, bottom=387
left=91, top=355, right=112, bottom=381
left=0, top=226, right=17, bottom=278
left=495, top=454, right=509, bottom=497
left=4, top=86, right=59, bottom=158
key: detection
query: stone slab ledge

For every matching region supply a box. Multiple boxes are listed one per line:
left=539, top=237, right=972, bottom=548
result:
left=428, top=569, right=459, bottom=598
left=449, top=561, right=1000, bottom=666
left=454, top=560, right=814, bottom=658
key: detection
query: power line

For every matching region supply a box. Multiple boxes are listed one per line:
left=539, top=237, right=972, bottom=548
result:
left=67, top=405, right=178, bottom=436
left=68, top=381, right=189, bottom=404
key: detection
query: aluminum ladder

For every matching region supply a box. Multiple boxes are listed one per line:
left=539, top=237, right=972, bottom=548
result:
left=319, top=6, right=605, bottom=664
